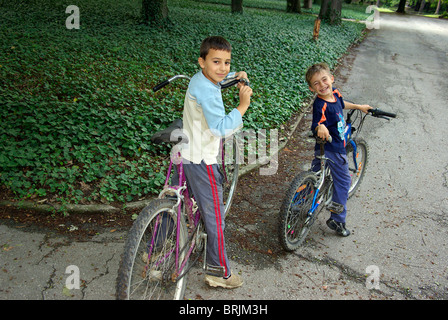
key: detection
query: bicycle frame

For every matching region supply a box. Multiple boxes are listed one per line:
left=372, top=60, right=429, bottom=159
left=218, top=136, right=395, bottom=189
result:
left=144, top=73, right=244, bottom=283
left=278, top=105, right=396, bottom=252
left=117, top=73, right=247, bottom=299
left=146, top=154, right=202, bottom=281
left=149, top=144, right=235, bottom=280
left=307, top=112, right=359, bottom=218
left=306, top=146, right=331, bottom=221
left=306, top=105, right=389, bottom=216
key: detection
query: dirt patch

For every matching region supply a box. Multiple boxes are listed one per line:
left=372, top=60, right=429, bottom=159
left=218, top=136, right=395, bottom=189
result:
left=0, top=204, right=135, bottom=240
left=225, top=113, right=315, bottom=268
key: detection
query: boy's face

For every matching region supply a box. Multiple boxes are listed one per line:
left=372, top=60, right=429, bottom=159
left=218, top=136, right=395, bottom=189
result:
left=198, top=49, right=231, bottom=85
left=309, top=70, right=334, bottom=98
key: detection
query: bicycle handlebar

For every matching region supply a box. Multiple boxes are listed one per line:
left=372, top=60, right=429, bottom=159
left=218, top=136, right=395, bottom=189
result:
left=152, top=75, right=191, bottom=92
left=152, top=74, right=250, bottom=92
left=152, top=79, right=170, bottom=92
left=220, top=77, right=250, bottom=89
left=368, top=108, right=397, bottom=119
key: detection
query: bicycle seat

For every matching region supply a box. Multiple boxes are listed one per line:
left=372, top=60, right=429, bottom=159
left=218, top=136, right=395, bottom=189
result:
left=151, top=119, right=188, bottom=144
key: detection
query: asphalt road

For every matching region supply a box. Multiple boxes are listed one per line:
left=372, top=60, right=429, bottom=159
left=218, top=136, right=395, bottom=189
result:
left=1, top=13, right=447, bottom=303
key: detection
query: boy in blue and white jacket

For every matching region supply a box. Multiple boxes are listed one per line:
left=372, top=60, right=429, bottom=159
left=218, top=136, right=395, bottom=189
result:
left=180, top=36, right=252, bottom=289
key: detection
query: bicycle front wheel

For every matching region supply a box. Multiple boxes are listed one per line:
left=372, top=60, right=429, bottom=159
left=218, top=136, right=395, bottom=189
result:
left=116, top=199, right=188, bottom=300
left=346, top=138, right=368, bottom=198
left=220, top=138, right=240, bottom=215
left=278, top=171, right=317, bottom=251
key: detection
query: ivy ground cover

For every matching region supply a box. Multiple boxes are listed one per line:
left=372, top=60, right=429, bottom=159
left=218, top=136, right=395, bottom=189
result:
left=0, top=0, right=366, bottom=208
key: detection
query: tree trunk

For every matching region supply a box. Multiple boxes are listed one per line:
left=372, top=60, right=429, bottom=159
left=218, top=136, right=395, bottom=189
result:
left=396, top=0, right=406, bottom=13
left=287, top=0, right=302, bottom=13
left=142, top=0, right=169, bottom=25
left=318, top=0, right=330, bottom=19
left=329, top=0, right=342, bottom=24
left=303, top=0, right=313, bottom=10
left=232, top=0, right=243, bottom=13
left=435, top=0, right=441, bottom=14
left=319, top=0, right=341, bottom=24
left=418, top=0, right=425, bottom=13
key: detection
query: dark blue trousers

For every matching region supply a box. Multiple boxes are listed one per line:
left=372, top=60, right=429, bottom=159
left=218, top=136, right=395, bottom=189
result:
left=311, top=150, right=351, bottom=223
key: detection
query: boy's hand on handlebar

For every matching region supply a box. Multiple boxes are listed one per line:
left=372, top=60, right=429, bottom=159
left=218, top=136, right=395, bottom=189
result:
left=345, top=101, right=372, bottom=114
left=236, top=77, right=252, bottom=117
left=359, top=104, right=373, bottom=114
left=235, top=71, right=248, bottom=81
left=235, top=71, right=250, bottom=89
left=238, top=83, right=252, bottom=107
left=234, top=71, right=252, bottom=117
left=315, top=124, right=330, bottom=141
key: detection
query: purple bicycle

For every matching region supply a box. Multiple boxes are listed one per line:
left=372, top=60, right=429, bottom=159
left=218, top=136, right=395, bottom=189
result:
left=116, top=75, right=243, bottom=300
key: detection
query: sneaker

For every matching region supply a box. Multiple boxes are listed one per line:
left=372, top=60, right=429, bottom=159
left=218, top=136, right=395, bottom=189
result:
left=205, top=274, right=243, bottom=289
left=326, top=218, right=351, bottom=237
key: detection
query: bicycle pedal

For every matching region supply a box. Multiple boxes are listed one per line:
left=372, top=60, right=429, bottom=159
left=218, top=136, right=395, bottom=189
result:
left=204, top=265, right=226, bottom=278
left=326, top=201, right=344, bottom=214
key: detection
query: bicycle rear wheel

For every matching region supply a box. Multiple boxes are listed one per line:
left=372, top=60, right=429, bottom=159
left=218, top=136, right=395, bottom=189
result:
left=278, top=171, right=317, bottom=251
left=220, top=138, right=240, bottom=215
left=346, top=138, right=368, bottom=198
left=116, top=199, right=188, bottom=300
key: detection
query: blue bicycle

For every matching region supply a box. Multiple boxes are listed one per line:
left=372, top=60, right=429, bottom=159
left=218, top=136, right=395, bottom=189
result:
left=278, top=107, right=396, bottom=251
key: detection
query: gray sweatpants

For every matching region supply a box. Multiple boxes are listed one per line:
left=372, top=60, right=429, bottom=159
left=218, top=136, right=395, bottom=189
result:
left=174, top=160, right=231, bottom=278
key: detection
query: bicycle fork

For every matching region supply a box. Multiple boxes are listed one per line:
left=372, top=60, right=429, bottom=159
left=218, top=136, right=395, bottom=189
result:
left=348, top=140, right=361, bottom=175
left=309, top=145, right=329, bottom=214
left=306, top=174, right=326, bottom=225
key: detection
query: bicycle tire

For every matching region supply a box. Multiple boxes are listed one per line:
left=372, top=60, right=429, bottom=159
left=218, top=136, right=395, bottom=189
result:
left=220, top=138, right=240, bottom=215
left=346, top=138, right=368, bottom=198
left=278, top=171, right=318, bottom=251
left=116, top=199, right=188, bottom=300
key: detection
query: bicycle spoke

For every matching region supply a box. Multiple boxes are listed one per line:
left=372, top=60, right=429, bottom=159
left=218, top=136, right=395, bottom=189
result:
left=287, top=187, right=313, bottom=236
left=116, top=199, right=189, bottom=300
left=279, top=172, right=318, bottom=251
left=347, top=138, right=368, bottom=198
left=220, top=138, right=239, bottom=215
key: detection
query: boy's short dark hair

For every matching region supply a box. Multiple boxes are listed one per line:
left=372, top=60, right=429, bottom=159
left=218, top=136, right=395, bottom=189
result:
left=305, top=62, right=331, bottom=86
left=200, top=36, right=232, bottom=59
